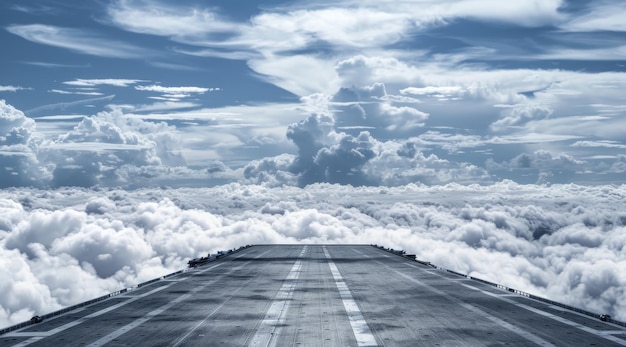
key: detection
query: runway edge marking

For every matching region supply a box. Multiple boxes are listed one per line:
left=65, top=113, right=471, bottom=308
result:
left=398, top=258, right=626, bottom=346
left=457, top=282, right=626, bottom=346
left=85, top=248, right=274, bottom=347
left=357, top=248, right=555, bottom=347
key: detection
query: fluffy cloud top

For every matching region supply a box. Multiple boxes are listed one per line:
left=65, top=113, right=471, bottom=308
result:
left=0, top=100, right=47, bottom=187
left=1, top=182, right=625, bottom=329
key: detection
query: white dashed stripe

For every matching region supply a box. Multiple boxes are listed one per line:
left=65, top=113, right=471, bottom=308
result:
left=323, top=246, right=378, bottom=347
left=249, top=246, right=307, bottom=347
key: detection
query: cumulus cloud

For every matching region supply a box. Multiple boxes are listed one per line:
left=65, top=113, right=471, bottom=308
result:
left=0, top=100, right=47, bottom=187
left=490, top=105, right=553, bottom=131
left=41, top=110, right=187, bottom=187
left=332, top=83, right=428, bottom=138
left=243, top=81, right=488, bottom=187
left=1, top=182, right=625, bottom=329
left=1, top=100, right=211, bottom=189
left=364, top=139, right=490, bottom=185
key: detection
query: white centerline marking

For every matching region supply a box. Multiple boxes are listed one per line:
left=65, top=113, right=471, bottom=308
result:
left=249, top=246, right=307, bottom=347
left=324, top=246, right=378, bottom=347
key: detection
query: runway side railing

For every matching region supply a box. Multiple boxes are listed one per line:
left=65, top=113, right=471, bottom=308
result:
left=372, top=244, right=626, bottom=328
left=0, top=245, right=252, bottom=336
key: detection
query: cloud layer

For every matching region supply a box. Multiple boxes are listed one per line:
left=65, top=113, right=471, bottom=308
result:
left=1, top=182, right=625, bottom=328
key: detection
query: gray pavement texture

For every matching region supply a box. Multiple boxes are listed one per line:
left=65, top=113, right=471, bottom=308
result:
left=2, top=245, right=624, bottom=346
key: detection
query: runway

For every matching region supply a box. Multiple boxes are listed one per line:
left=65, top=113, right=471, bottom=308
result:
left=2, top=245, right=625, bottom=346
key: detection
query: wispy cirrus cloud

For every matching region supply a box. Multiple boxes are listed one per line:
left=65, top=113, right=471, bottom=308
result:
left=146, top=61, right=201, bottom=71
left=488, top=133, right=582, bottom=145
left=109, top=101, right=201, bottom=113
left=9, top=3, right=63, bottom=16
left=106, top=0, right=236, bottom=37
left=23, top=61, right=91, bottom=68
left=106, top=0, right=564, bottom=51
left=572, top=140, right=626, bottom=149
left=6, top=24, right=152, bottom=59
left=63, top=79, right=148, bottom=87
left=49, top=89, right=104, bottom=96
left=135, top=85, right=220, bottom=101
left=560, top=1, right=626, bottom=32
left=43, top=142, right=154, bottom=153
left=0, top=85, right=32, bottom=92
left=25, top=95, right=116, bottom=117
left=134, top=85, right=217, bottom=94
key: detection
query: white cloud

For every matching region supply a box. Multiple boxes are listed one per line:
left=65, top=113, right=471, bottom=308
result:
left=106, top=0, right=236, bottom=38
left=0, top=100, right=47, bottom=187
left=401, top=86, right=465, bottom=96
left=107, top=0, right=564, bottom=51
left=561, top=1, right=626, bottom=32
left=63, top=79, right=147, bottom=87
left=134, top=85, right=218, bottom=101
left=123, top=103, right=304, bottom=167
left=134, top=85, right=216, bottom=94
left=122, top=101, right=201, bottom=112
left=49, top=89, right=104, bottom=96
left=536, top=46, right=626, bottom=61
left=440, top=0, right=565, bottom=27
left=25, top=95, right=116, bottom=118
left=490, top=105, right=553, bottom=131
left=379, top=103, right=428, bottom=131
left=248, top=55, right=340, bottom=96
left=248, top=7, right=412, bottom=49
left=102, top=0, right=565, bottom=98
left=572, top=140, right=626, bottom=149
left=23, top=61, right=91, bottom=69
left=7, top=24, right=152, bottom=59
left=0, top=86, right=31, bottom=92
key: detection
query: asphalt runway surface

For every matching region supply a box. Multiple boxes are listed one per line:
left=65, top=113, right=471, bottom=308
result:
left=2, top=245, right=625, bottom=346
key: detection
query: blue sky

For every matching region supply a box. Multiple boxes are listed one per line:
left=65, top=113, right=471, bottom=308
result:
left=1, top=0, right=625, bottom=188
